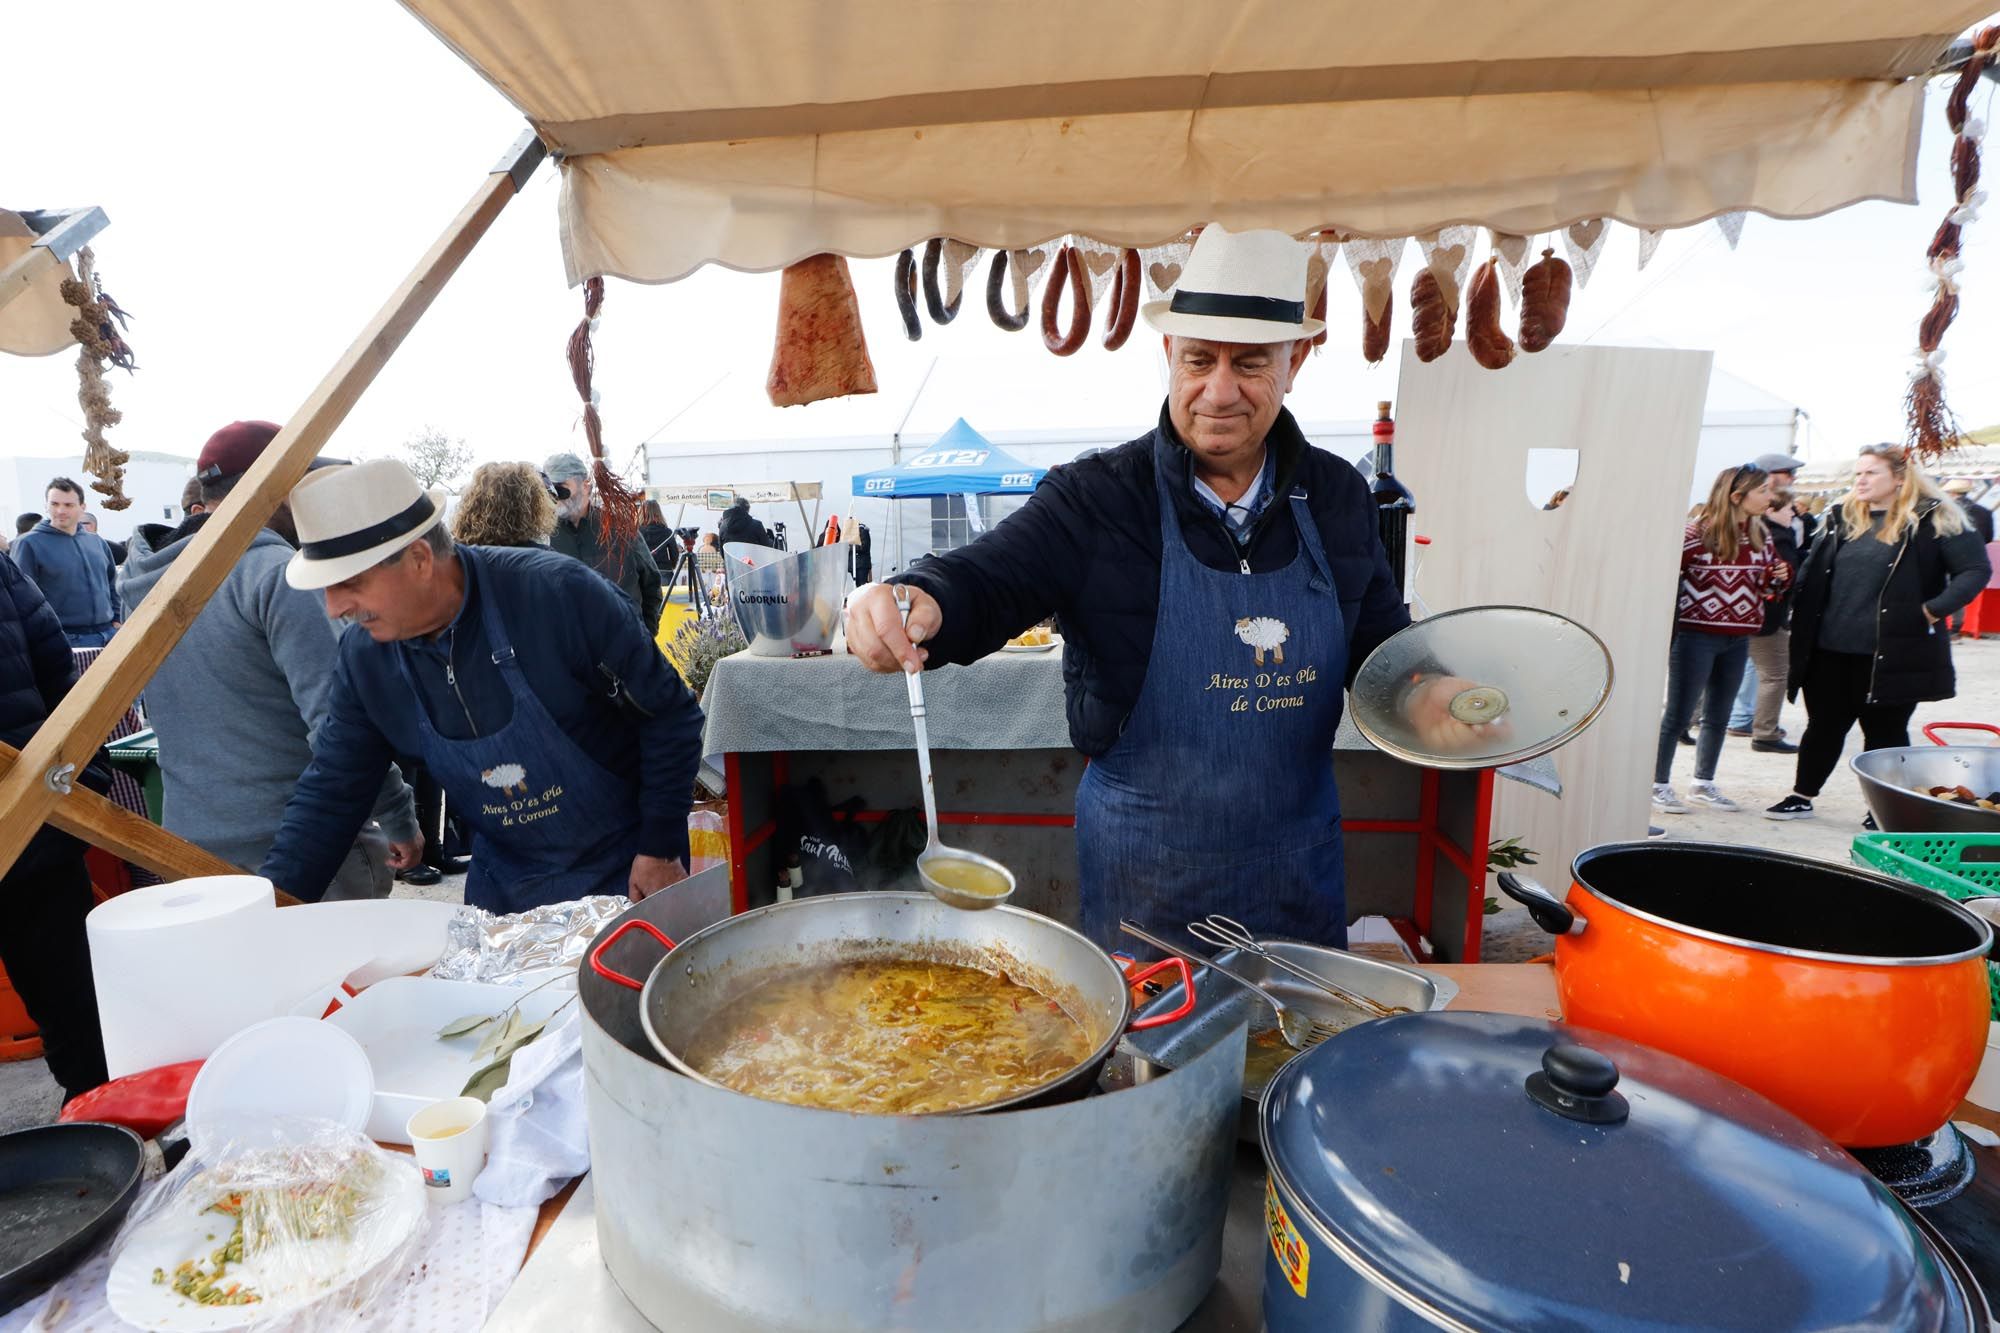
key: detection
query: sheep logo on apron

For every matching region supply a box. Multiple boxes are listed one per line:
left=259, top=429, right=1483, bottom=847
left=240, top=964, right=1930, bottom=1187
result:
left=1235, top=616, right=1289, bottom=666
left=481, top=763, right=529, bottom=797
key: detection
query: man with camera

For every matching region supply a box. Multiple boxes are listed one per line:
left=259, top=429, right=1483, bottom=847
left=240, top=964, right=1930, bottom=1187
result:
left=544, top=452, right=665, bottom=634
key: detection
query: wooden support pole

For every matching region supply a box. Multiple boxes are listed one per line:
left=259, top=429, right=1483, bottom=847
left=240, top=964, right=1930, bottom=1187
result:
left=0, top=246, right=59, bottom=318
left=0, top=205, right=109, bottom=317
left=0, top=742, right=240, bottom=879
left=0, top=131, right=547, bottom=878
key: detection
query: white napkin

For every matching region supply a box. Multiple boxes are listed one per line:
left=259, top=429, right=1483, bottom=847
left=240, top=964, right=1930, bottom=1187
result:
left=471, top=1005, right=588, bottom=1208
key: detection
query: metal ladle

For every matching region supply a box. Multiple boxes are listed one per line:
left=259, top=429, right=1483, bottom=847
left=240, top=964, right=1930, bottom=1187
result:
left=1119, top=921, right=1326, bottom=1051
left=895, top=588, right=1017, bottom=911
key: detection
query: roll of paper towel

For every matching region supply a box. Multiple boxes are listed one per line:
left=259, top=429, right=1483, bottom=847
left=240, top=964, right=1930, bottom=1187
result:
left=89, top=876, right=334, bottom=1079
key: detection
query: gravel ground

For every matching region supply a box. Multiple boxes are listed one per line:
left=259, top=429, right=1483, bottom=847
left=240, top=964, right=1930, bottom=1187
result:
left=7, top=637, right=1993, bottom=1129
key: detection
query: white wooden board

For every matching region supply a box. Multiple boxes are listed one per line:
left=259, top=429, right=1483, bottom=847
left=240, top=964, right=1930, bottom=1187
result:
left=1392, top=339, right=1713, bottom=893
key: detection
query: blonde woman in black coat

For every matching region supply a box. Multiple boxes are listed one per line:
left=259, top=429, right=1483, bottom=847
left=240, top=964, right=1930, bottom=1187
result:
left=1766, top=445, right=1991, bottom=820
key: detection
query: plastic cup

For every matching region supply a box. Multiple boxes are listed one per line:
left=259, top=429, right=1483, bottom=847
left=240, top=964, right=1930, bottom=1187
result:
left=406, top=1096, right=489, bottom=1204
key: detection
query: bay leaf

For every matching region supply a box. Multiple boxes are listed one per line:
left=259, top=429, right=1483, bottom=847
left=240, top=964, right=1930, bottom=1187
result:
left=492, top=1018, right=549, bottom=1065
left=462, top=1054, right=514, bottom=1102
left=474, top=1007, right=524, bottom=1063
left=437, top=1013, right=498, bottom=1040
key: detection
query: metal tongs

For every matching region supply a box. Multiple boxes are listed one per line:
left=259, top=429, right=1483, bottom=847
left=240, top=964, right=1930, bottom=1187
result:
left=1119, top=920, right=1326, bottom=1051
left=1187, top=915, right=1409, bottom=1021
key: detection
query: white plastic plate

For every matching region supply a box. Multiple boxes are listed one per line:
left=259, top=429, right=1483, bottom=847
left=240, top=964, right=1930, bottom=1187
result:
left=105, top=1160, right=424, bottom=1330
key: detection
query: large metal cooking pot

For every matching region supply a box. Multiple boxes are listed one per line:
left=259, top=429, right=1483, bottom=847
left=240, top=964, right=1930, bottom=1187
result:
left=588, top=890, right=1191, bottom=1113
left=1499, top=841, right=1994, bottom=1147
left=578, top=874, right=1245, bottom=1331
left=1854, top=723, right=2000, bottom=834
left=1257, top=1012, right=1980, bottom=1332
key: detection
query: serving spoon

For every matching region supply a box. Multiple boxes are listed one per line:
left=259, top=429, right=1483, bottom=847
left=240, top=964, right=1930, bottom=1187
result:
left=895, top=588, right=1018, bottom=910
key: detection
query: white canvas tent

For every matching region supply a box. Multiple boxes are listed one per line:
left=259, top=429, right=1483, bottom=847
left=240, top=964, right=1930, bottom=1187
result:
left=401, top=1, right=1992, bottom=282
left=0, top=1, right=1990, bottom=880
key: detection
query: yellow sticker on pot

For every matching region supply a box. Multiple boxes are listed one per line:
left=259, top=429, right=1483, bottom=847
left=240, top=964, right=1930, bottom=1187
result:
left=1265, top=1176, right=1310, bottom=1298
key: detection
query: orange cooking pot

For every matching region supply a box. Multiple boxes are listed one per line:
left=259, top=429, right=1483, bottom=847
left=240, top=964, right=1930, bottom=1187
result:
left=1498, top=842, right=1993, bottom=1148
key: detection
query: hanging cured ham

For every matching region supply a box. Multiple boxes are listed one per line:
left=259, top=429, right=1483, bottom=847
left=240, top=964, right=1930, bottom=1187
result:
left=766, top=254, right=880, bottom=407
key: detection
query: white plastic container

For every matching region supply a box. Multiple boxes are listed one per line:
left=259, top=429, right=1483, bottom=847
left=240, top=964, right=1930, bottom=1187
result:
left=184, top=1016, right=374, bottom=1156
left=324, top=975, right=574, bottom=1144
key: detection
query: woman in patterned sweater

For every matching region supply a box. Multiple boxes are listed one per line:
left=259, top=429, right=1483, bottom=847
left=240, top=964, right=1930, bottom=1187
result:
left=1653, top=463, right=1786, bottom=814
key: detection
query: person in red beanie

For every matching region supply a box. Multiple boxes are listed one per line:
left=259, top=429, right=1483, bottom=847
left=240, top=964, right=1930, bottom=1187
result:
left=118, top=422, right=424, bottom=898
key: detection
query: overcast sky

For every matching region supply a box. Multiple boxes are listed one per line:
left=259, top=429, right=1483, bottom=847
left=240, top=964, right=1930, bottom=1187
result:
left=4, top=3, right=1997, bottom=476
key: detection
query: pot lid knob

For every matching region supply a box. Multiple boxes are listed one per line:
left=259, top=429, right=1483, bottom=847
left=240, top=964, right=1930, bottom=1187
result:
left=1446, top=684, right=1509, bottom=725
left=1525, top=1043, right=1629, bottom=1125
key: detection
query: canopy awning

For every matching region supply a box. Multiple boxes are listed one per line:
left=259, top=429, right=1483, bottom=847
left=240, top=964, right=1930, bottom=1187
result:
left=400, top=0, right=1990, bottom=283
left=852, top=419, right=1046, bottom=497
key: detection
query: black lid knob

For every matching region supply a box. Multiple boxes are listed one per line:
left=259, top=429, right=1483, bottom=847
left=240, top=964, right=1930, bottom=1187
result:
left=1526, top=1043, right=1629, bottom=1125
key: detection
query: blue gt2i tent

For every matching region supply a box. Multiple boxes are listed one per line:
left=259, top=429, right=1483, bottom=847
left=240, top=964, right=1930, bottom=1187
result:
left=851, top=419, right=1044, bottom=499
left=852, top=419, right=1047, bottom=566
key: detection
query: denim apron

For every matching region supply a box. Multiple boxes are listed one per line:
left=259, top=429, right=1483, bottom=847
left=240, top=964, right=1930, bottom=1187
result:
left=391, top=587, right=641, bottom=913
left=1076, top=460, right=1348, bottom=951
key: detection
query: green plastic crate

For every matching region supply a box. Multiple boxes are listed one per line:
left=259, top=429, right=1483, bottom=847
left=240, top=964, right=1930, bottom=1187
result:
left=1852, top=833, right=2000, bottom=898
left=105, top=726, right=163, bottom=826
left=1852, top=832, right=2000, bottom=1017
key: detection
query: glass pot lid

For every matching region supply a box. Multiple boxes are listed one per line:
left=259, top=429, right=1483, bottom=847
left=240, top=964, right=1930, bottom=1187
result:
left=1348, top=605, right=1612, bottom=770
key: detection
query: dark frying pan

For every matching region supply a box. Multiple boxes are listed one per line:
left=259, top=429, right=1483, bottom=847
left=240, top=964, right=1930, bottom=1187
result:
left=0, top=1122, right=145, bottom=1309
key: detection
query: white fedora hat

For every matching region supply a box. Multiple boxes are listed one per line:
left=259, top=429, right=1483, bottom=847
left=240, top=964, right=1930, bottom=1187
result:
left=285, top=459, right=448, bottom=591
left=1142, top=224, right=1325, bottom=344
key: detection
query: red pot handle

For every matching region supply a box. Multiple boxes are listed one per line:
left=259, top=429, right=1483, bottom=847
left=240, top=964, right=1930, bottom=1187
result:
left=588, top=918, right=678, bottom=991
left=1924, top=722, right=2000, bottom=746
left=1126, top=957, right=1197, bottom=1031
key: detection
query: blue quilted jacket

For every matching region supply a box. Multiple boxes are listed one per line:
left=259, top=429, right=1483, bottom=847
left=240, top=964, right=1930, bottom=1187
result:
left=0, top=552, right=78, bottom=748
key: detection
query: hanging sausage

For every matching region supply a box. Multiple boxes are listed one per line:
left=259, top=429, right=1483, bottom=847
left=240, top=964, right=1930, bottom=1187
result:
left=894, top=249, right=922, bottom=341
left=922, top=238, right=963, bottom=325
left=1410, top=268, right=1456, bottom=363
left=986, top=250, right=1030, bottom=331
left=1361, top=295, right=1392, bottom=364
left=1465, top=258, right=1517, bottom=370
left=1518, top=248, right=1573, bottom=353
left=1101, top=249, right=1140, bottom=350
left=1041, top=245, right=1091, bottom=356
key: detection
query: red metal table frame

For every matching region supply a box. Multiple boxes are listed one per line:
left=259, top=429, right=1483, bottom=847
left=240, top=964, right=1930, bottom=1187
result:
left=721, top=752, right=1497, bottom=962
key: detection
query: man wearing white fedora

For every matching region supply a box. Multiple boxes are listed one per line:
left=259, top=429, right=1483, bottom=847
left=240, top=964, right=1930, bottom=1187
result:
left=258, top=459, right=706, bottom=911
left=846, top=225, right=1409, bottom=951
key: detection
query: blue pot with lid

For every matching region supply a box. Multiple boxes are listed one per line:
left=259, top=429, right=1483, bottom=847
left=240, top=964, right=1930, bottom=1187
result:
left=1258, top=1011, right=1978, bottom=1331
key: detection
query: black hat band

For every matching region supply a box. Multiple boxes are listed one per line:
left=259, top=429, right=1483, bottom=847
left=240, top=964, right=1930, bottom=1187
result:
left=300, top=494, right=436, bottom=561
left=1168, top=289, right=1306, bottom=324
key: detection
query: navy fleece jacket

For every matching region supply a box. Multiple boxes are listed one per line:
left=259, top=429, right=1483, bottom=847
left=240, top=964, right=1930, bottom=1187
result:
left=260, top=545, right=704, bottom=900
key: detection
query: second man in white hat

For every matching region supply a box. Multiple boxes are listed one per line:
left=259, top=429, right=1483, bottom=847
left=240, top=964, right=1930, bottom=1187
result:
left=258, top=458, right=706, bottom=910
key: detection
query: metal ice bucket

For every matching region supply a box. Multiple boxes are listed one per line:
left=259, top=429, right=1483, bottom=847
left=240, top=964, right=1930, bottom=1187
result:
left=723, top=542, right=850, bottom=656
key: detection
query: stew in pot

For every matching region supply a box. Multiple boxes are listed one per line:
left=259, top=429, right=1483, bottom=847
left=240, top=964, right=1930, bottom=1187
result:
left=683, top=959, right=1094, bottom=1114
